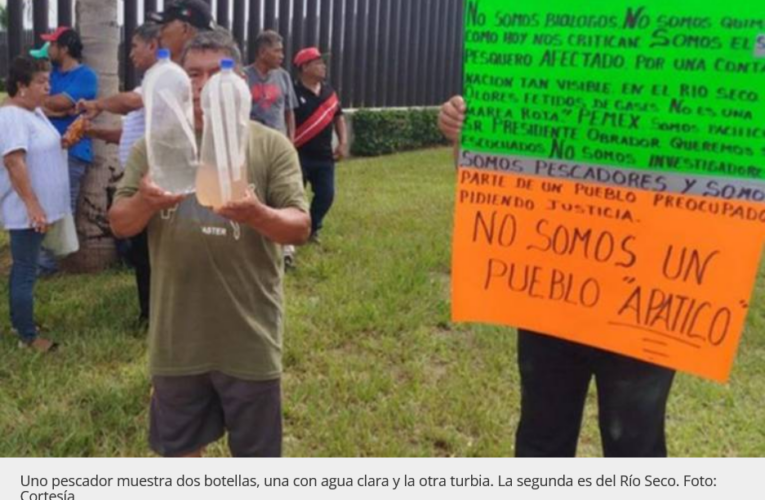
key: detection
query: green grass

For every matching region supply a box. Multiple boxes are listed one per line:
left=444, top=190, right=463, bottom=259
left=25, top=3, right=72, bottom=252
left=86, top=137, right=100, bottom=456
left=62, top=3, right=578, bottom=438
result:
left=1, top=148, right=764, bottom=457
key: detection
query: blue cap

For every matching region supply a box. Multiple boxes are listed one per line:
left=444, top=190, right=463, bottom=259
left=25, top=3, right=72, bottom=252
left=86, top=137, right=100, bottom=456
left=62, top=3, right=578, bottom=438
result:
left=220, top=58, right=235, bottom=70
left=157, top=48, right=171, bottom=60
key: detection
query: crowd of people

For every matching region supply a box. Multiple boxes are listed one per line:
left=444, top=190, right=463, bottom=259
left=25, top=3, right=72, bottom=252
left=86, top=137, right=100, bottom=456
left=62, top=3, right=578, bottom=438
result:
left=0, top=0, right=721, bottom=459
left=1, top=0, right=347, bottom=456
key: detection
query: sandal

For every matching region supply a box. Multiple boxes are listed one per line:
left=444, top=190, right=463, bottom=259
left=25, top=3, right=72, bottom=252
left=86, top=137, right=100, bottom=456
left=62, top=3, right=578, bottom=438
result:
left=18, top=337, right=59, bottom=353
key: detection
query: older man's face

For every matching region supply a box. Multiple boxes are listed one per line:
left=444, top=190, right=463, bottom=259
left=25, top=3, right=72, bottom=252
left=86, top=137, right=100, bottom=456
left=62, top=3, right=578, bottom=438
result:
left=302, top=58, right=327, bottom=80
left=130, top=35, right=158, bottom=72
left=184, top=48, right=227, bottom=131
left=160, top=20, right=191, bottom=62
left=47, top=43, right=63, bottom=64
left=257, top=43, right=284, bottom=70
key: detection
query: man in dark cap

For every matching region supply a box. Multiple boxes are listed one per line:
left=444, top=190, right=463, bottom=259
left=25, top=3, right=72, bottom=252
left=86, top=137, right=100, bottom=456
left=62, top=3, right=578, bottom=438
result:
left=148, top=0, right=216, bottom=62
left=438, top=95, right=676, bottom=458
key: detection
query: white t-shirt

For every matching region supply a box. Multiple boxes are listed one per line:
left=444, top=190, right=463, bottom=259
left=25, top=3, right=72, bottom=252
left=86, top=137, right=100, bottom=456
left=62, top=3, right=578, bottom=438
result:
left=118, top=88, right=146, bottom=168
left=0, top=105, right=71, bottom=229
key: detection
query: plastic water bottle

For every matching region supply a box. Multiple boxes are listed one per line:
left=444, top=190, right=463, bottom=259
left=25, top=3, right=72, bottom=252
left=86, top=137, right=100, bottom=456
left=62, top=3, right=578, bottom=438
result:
left=196, top=58, right=252, bottom=208
left=143, top=48, right=198, bottom=194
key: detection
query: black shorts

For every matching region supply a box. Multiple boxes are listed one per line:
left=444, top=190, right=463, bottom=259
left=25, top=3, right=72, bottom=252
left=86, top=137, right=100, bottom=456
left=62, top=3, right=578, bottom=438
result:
left=149, top=372, right=282, bottom=457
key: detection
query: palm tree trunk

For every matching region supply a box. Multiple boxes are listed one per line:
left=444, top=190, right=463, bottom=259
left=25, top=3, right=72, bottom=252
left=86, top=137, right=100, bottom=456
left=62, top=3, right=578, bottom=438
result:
left=63, top=0, right=120, bottom=272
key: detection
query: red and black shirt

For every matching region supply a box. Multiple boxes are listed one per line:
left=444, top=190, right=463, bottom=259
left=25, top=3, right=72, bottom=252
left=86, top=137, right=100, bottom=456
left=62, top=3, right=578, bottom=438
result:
left=293, top=81, right=343, bottom=161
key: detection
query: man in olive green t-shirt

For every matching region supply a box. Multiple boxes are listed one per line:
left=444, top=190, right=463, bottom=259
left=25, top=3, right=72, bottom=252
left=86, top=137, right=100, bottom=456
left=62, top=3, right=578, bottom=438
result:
left=109, top=30, right=310, bottom=457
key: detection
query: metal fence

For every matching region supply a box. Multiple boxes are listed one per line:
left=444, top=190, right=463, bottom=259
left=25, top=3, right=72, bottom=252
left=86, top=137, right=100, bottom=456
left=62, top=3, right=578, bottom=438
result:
left=2, top=0, right=464, bottom=108
left=0, top=30, right=36, bottom=81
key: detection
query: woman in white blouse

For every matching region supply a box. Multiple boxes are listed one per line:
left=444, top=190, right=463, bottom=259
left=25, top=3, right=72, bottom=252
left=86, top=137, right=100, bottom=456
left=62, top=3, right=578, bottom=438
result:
left=0, top=56, right=71, bottom=352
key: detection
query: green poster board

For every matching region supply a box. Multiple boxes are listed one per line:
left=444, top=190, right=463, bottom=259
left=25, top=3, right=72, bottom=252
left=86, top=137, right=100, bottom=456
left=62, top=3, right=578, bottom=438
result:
left=461, top=0, right=765, bottom=200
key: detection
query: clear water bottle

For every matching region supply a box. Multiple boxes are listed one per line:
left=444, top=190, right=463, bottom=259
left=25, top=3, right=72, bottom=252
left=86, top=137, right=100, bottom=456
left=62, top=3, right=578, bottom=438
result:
left=143, top=48, right=198, bottom=194
left=196, top=58, right=252, bottom=208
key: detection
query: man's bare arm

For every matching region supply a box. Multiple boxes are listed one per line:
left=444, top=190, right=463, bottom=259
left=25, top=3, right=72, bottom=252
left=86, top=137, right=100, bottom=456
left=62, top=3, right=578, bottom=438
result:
left=333, top=115, right=348, bottom=160
left=78, top=91, right=143, bottom=119
left=44, top=94, right=76, bottom=114
left=109, top=176, right=185, bottom=238
left=215, top=190, right=311, bottom=246
left=285, top=110, right=296, bottom=143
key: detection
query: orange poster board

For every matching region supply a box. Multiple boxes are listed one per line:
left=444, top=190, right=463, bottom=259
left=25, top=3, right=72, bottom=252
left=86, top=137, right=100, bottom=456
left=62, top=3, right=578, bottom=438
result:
left=452, top=168, right=765, bottom=382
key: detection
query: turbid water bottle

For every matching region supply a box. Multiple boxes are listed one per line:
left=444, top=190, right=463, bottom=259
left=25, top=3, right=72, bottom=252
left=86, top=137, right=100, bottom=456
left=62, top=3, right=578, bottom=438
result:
left=197, top=58, right=252, bottom=208
left=143, top=48, right=198, bottom=194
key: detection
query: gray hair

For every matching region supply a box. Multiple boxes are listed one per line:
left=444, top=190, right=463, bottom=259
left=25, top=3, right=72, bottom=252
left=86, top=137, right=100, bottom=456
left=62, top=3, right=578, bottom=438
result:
left=133, top=22, right=161, bottom=43
left=180, top=27, right=242, bottom=67
left=253, top=30, right=283, bottom=59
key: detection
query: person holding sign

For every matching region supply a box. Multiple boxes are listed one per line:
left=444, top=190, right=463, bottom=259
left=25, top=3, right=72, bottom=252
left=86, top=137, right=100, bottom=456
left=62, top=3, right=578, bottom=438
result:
left=109, top=30, right=310, bottom=457
left=439, top=96, right=676, bottom=458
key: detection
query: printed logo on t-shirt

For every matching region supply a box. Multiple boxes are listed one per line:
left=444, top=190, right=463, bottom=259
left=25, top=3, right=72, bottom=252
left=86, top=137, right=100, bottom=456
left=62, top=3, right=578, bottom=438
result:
left=251, top=84, right=283, bottom=111
left=160, top=199, right=242, bottom=241
left=161, top=206, right=179, bottom=221
left=201, top=226, right=227, bottom=237
left=200, top=223, right=242, bottom=241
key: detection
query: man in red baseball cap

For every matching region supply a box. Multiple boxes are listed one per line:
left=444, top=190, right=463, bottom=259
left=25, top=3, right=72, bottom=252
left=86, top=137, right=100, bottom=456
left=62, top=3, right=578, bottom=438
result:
left=42, top=26, right=97, bottom=204
left=292, top=47, right=347, bottom=245
left=37, top=26, right=98, bottom=275
left=293, top=47, right=324, bottom=68
left=41, top=26, right=74, bottom=44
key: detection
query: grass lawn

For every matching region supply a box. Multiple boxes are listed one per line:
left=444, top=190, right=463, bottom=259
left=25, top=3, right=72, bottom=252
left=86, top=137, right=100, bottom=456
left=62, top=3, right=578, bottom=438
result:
left=0, top=147, right=763, bottom=457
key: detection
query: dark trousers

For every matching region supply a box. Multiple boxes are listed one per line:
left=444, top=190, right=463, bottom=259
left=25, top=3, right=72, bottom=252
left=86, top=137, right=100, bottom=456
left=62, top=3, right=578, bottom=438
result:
left=515, top=330, right=675, bottom=457
left=68, top=157, right=89, bottom=215
left=128, top=229, right=151, bottom=320
left=299, top=156, right=335, bottom=236
left=9, top=229, right=46, bottom=342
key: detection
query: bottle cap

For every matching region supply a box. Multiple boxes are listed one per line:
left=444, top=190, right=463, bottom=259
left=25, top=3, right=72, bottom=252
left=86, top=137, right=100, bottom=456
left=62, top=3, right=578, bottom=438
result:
left=220, top=58, right=235, bottom=70
left=157, top=48, right=171, bottom=60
